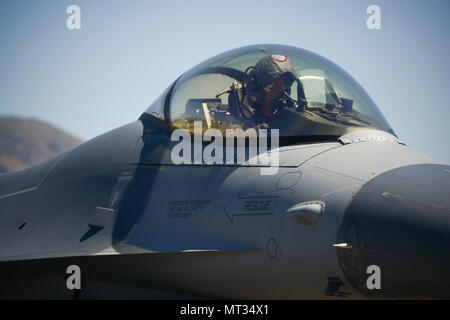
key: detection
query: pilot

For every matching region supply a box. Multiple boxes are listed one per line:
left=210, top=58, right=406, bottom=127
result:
left=232, top=54, right=299, bottom=130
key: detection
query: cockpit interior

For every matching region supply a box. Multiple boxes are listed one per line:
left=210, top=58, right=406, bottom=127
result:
left=145, top=45, right=395, bottom=140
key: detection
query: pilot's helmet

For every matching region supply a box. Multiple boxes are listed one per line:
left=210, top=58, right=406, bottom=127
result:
left=245, top=54, right=298, bottom=107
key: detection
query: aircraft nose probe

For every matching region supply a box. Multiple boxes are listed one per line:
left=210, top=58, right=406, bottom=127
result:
left=335, top=163, right=450, bottom=299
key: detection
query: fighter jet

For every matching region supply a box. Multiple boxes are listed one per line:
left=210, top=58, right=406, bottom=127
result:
left=0, top=44, right=449, bottom=299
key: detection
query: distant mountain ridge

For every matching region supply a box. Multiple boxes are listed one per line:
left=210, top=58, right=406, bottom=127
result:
left=0, top=117, right=82, bottom=173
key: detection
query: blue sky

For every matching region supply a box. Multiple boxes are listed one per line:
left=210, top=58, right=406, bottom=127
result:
left=0, top=0, right=449, bottom=162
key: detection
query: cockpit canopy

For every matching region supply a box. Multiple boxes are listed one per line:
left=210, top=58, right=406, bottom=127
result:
left=145, top=44, right=394, bottom=139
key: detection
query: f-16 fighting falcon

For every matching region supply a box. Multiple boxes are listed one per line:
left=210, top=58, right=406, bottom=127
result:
left=0, top=44, right=449, bottom=299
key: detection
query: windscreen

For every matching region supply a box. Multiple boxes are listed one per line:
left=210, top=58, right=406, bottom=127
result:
left=157, top=45, right=395, bottom=139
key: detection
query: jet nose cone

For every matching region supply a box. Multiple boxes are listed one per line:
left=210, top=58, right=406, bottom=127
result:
left=336, top=164, right=450, bottom=299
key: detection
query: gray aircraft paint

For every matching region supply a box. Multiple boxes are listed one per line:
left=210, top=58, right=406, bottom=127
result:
left=0, top=121, right=446, bottom=299
left=0, top=45, right=449, bottom=299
